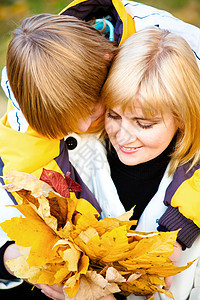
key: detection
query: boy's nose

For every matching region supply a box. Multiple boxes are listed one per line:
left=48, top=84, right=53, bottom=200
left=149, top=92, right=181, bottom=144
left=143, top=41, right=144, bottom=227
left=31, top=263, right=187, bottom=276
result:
left=77, top=118, right=92, bottom=133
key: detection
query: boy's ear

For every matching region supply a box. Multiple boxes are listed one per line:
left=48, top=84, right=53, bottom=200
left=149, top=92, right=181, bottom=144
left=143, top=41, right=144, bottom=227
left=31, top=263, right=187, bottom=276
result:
left=104, top=52, right=114, bottom=62
left=176, top=118, right=184, bottom=131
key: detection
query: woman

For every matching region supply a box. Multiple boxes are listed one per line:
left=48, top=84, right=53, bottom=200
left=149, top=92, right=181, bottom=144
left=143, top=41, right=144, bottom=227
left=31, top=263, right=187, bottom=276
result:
left=101, top=27, right=200, bottom=300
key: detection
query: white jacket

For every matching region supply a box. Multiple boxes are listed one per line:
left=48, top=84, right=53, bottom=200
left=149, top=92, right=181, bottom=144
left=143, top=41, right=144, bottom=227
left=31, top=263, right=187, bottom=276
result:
left=67, top=134, right=200, bottom=300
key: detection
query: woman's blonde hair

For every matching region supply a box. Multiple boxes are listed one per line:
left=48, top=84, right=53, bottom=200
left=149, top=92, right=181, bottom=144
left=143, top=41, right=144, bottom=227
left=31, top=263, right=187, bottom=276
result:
left=102, top=27, right=200, bottom=174
left=6, top=14, right=115, bottom=138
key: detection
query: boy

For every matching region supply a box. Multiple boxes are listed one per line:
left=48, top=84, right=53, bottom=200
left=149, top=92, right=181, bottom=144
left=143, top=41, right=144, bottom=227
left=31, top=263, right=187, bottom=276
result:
left=0, top=13, right=115, bottom=299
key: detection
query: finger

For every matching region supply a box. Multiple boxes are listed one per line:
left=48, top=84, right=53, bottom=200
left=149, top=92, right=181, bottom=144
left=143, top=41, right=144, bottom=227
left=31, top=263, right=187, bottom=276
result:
left=41, top=288, right=64, bottom=300
left=163, top=275, right=173, bottom=290
left=41, top=289, right=56, bottom=299
left=98, top=295, right=116, bottom=300
left=35, top=284, right=65, bottom=300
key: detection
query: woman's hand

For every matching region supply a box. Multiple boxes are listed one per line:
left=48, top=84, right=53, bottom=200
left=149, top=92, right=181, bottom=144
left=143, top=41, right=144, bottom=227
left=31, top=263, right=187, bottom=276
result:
left=164, top=241, right=182, bottom=290
left=37, top=287, right=117, bottom=300
left=99, top=295, right=116, bottom=300
left=35, top=283, right=65, bottom=300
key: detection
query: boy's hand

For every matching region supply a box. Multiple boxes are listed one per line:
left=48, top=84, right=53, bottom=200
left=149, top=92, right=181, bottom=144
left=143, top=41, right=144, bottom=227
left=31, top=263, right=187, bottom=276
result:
left=3, top=243, right=21, bottom=276
left=164, top=241, right=182, bottom=290
left=4, top=244, right=116, bottom=300
left=4, top=244, right=65, bottom=299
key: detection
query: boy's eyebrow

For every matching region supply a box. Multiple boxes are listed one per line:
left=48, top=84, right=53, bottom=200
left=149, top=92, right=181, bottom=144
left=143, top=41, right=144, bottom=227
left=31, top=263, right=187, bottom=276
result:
left=108, top=108, right=124, bottom=118
left=109, top=108, right=119, bottom=114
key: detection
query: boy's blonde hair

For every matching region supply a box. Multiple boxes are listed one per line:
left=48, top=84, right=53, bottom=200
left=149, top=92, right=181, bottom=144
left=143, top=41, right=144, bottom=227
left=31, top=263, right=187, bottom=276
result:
left=102, top=27, right=200, bottom=174
left=6, top=14, right=115, bottom=139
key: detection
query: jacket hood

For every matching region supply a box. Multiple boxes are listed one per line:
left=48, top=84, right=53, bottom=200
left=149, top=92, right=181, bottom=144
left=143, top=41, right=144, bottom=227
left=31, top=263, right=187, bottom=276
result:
left=60, top=0, right=135, bottom=45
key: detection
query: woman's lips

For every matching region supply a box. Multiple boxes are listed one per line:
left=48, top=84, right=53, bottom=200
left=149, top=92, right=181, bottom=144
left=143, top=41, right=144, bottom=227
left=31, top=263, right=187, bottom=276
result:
left=119, top=145, right=143, bottom=154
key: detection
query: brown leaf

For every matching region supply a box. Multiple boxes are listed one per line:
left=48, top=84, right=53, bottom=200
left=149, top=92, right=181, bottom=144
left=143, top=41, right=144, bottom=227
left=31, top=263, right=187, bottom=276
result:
left=64, top=271, right=120, bottom=300
left=16, top=189, right=39, bottom=209
left=47, top=191, right=68, bottom=229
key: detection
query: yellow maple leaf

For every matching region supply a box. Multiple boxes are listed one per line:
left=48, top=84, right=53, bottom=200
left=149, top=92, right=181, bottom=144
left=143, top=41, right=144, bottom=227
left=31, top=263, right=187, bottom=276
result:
left=0, top=170, right=194, bottom=300
left=6, top=246, right=65, bottom=285
left=63, top=254, right=89, bottom=298
left=6, top=254, right=43, bottom=284
left=75, top=225, right=131, bottom=263
left=120, top=231, right=178, bottom=266
left=53, top=240, right=81, bottom=272
left=0, top=205, right=60, bottom=267
left=119, top=273, right=174, bottom=298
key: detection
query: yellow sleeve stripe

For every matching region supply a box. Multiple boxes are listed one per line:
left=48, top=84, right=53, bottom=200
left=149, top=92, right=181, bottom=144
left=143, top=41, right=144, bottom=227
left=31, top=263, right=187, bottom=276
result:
left=112, top=0, right=136, bottom=45
left=171, top=169, right=200, bottom=227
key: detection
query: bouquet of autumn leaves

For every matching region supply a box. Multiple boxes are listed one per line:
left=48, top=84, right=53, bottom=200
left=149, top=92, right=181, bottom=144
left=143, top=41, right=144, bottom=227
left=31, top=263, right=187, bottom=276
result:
left=0, top=169, right=192, bottom=300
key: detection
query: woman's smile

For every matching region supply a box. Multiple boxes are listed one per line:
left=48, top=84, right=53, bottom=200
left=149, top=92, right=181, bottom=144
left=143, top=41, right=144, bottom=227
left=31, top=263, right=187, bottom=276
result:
left=119, top=145, right=143, bottom=154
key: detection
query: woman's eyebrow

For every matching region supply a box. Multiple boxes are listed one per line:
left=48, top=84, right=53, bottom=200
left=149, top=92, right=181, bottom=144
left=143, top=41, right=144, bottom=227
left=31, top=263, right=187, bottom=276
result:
left=126, top=112, right=162, bottom=121
left=109, top=108, right=162, bottom=121
left=133, top=116, right=162, bottom=121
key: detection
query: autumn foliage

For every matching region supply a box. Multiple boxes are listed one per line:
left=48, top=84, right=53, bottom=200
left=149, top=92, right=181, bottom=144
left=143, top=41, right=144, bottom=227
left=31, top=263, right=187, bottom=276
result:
left=0, top=170, right=192, bottom=299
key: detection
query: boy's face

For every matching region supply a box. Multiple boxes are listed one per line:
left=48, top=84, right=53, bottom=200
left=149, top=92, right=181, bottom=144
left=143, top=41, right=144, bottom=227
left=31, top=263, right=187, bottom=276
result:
left=105, top=102, right=178, bottom=166
left=77, top=104, right=105, bottom=132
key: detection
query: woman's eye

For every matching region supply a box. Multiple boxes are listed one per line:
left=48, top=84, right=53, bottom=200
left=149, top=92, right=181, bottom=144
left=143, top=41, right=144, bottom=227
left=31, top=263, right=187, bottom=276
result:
left=136, top=120, right=156, bottom=129
left=107, top=112, right=121, bottom=120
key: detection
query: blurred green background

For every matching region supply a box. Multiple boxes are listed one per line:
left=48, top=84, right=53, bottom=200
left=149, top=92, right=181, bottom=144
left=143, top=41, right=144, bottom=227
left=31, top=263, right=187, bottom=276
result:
left=1, top=0, right=200, bottom=117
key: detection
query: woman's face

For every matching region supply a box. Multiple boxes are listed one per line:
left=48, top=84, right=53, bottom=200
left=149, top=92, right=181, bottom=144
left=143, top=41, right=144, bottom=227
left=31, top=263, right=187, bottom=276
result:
left=105, top=102, right=178, bottom=166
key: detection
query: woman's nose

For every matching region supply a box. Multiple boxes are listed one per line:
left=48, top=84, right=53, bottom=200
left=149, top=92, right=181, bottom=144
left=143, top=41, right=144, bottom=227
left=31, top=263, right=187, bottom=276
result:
left=116, top=120, right=137, bottom=145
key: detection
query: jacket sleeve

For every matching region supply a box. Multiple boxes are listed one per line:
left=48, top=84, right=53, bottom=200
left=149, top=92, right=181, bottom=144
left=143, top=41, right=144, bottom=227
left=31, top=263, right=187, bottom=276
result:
left=0, top=186, right=24, bottom=287
left=0, top=241, right=16, bottom=280
left=158, top=164, right=200, bottom=248
left=158, top=206, right=200, bottom=248
left=123, top=0, right=200, bottom=69
left=0, top=186, right=24, bottom=247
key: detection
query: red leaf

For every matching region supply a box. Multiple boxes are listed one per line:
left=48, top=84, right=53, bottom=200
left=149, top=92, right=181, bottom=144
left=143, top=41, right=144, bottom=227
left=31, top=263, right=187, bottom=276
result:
left=40, top=169, right=70, bottom=198
left=65, top=172, right=82, bottom=193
